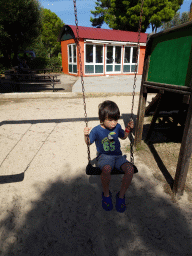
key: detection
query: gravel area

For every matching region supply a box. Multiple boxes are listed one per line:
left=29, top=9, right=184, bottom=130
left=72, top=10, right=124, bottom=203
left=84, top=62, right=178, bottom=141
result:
left=0, top=75, right=192, bottom=256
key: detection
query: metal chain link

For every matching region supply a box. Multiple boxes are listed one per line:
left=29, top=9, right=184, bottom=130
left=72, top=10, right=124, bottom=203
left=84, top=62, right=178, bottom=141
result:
left=73, top=0, right=144, bottom=164
left=130, top=0, right=145, bottom=164
left=73, top=0, right=91, bottom=163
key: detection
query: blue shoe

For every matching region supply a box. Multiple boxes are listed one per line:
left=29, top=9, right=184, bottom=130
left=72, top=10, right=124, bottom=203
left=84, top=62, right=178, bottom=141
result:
left=102, top=190, right=113, bottom=211
left=116, top=192, right=126, bottom=213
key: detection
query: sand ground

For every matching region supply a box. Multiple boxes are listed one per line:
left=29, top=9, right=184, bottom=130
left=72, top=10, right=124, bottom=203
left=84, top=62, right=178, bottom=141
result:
left=0, top=75, right=192, bottom=256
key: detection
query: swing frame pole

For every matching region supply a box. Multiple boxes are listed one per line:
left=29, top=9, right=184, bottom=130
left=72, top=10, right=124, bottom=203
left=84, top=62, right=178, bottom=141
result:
left=173, top=76, right=192, bottom=197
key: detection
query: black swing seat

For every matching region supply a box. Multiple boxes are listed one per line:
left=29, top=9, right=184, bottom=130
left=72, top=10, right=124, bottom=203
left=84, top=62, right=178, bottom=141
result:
left=86, top=163, right=138, bottom=175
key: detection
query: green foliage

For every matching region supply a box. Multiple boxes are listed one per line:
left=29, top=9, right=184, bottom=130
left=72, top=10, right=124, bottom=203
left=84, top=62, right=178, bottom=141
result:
left=27, top=8, right=64, bottom=59
left=46, top=57, right=62, bottom=72
left=0, top=0, right=43, bottom=55
left=28, top=57, right=48, bottom=70
left=0, top=61, right=5, bottom=74
left=28, top=57, right=62, bottom=73
left=29, top=35, right=49, bottom=58
left=159, top=11, right=190, bottom=32
left=41, top=8, right=64, bottom=57
left=90, top=0, right=111, bottom=28
left=0, top=1, right=64, bottom=73
left=90, top=0, right=184, bottom=32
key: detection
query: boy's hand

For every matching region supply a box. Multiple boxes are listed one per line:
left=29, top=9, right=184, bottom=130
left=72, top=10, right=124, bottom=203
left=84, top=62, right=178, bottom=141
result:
left=126, top=119, right=134, bottom=130
left=84, top=127, right=92, bottom=136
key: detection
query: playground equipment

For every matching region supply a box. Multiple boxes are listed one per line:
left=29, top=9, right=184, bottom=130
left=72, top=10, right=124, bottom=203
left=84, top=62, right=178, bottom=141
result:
left=73, top=0, right=145, bottom=175
left=135, top=20, right=192, bottom=197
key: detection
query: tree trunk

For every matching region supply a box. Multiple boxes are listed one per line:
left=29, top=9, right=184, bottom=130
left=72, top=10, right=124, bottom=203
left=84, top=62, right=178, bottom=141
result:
left=12, top=45, right=19, bottom=67
left=2, top=49, right=12, bottom=68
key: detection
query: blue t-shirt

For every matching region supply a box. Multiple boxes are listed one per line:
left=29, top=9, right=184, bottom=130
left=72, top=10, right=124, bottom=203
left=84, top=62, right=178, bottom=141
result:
left=89, top=123, right=125, bottom=156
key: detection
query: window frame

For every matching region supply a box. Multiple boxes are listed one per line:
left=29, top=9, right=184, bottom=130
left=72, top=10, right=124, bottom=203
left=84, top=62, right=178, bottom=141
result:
left=84, top=43, right=104, bottom=75
left=68, top=43, right=77, bottom=74
left=123, top=46, right=140, bottom=73
left=105, top=45, right=122, bottom=74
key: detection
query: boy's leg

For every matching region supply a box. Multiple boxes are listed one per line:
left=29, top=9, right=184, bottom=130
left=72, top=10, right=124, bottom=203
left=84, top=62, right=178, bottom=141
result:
left=97, top=155, right=115, bottom=197
left=119, top=162, right=134, bottom=199
left=100, top=165, right=112, bottom=197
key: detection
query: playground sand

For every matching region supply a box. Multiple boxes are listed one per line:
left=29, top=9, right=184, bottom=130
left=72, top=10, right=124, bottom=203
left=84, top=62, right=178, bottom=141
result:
left=0, top=93, right=192, bottom=255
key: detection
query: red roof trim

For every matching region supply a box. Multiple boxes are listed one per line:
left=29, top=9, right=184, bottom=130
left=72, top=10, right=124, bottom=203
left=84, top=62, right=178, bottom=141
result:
left=67, top=25, right=148, bottom=43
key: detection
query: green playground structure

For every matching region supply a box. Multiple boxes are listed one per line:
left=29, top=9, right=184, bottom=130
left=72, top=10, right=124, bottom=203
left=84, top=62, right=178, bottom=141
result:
left=135, top=20, right=192, bottom=198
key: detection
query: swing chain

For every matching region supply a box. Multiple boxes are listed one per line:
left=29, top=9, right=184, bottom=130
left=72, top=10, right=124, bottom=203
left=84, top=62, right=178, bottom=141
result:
left=73, top=0, right=91, bottom=163
left=130, top=0, right=145, bottom=164
left=73, top=0, right=144, bottom=165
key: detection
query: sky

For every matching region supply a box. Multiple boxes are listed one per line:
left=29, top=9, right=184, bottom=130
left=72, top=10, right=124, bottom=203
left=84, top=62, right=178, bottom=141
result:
left=39, top=0, right=191, bottom=33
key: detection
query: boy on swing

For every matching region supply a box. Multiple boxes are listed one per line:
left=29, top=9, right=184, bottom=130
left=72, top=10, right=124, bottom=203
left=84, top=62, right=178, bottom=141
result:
left=84, top=100, right=134, bottom=213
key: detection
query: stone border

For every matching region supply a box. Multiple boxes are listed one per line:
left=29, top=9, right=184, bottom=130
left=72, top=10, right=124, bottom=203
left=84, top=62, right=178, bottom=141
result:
left=0, top=92, right=140, bottom=99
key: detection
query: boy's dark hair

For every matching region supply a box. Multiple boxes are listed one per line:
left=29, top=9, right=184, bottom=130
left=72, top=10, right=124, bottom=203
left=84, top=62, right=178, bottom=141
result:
left=98, top=100, right=120, bottom=123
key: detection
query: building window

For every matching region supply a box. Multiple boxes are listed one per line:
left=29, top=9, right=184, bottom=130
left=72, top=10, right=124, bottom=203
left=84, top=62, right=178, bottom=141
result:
left=85, top=44, right=104, bottom=74
left=106, top=46, right=122, bottom=73
left=68, top=44, right=77, bottom=73
left=123, top=46, right=138, bottom=73
left=86, top=45, right=93, bottom=63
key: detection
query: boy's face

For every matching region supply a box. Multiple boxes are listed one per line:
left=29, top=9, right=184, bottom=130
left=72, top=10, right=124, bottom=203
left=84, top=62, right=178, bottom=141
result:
left=103, top=118, right=118, bottom=130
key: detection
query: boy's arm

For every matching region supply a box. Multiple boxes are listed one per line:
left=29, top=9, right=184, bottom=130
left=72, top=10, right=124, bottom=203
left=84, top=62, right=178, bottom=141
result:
left=84, top=127, right=92, bottom=145
left=120, top=120, right=134, bottom=140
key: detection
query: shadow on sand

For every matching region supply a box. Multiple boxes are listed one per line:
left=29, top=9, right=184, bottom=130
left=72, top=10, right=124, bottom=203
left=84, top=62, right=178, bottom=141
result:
left=1, top=162, right=192, bottom=255
left=0, top=111, right=192, bottom=255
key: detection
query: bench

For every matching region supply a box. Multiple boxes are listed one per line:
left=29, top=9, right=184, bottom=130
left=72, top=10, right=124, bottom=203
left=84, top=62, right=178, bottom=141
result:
left=9, top=73, right=61, bottom=92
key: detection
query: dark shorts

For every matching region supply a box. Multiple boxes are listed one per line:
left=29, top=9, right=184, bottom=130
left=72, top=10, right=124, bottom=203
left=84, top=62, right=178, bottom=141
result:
left=96, top=154, right=129, bottom=171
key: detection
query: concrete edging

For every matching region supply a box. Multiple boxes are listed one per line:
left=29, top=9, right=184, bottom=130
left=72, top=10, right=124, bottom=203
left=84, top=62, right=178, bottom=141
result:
left=0, top=92, right=140, bottom=99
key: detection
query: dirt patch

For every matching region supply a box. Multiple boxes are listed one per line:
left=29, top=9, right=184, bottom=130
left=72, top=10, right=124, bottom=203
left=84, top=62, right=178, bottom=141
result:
left=0, top=95, right=192, bottom=255
left=129, top=116, right=192, bottom=203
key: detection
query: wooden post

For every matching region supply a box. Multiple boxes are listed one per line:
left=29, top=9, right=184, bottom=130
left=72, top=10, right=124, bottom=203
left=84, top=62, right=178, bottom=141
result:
left=145, top=91, right=164, bottom=142
left=134, top=90, right=147, bottom=148
left=173, top=90, right=192, bottom=197
left=134, top=54, right=150, bottom=148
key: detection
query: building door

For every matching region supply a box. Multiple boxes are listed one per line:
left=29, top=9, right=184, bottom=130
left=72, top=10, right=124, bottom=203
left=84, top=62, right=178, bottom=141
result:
left=106, top=46, right=121, bottom=73
left=68, top=44, right=77, bottom=74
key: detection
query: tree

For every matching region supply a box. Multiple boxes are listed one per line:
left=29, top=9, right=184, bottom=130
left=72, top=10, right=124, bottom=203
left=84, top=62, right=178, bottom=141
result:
left=30, top=8, right=64, bottom=59
left=158, top=11, right=190, bottom=32
left=40, top=8, right=64, bottom=58
left=90, top=0, right=184, bottom=33
left=0, top=0, right=43, bottom=66
left=189, top=2, right=192, bottom=21
left=90, top=0, right=111, bottom=28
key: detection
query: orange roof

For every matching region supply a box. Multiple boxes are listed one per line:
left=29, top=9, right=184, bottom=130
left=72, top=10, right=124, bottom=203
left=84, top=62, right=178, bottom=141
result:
left=59, top=25, right=148, bottom=43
